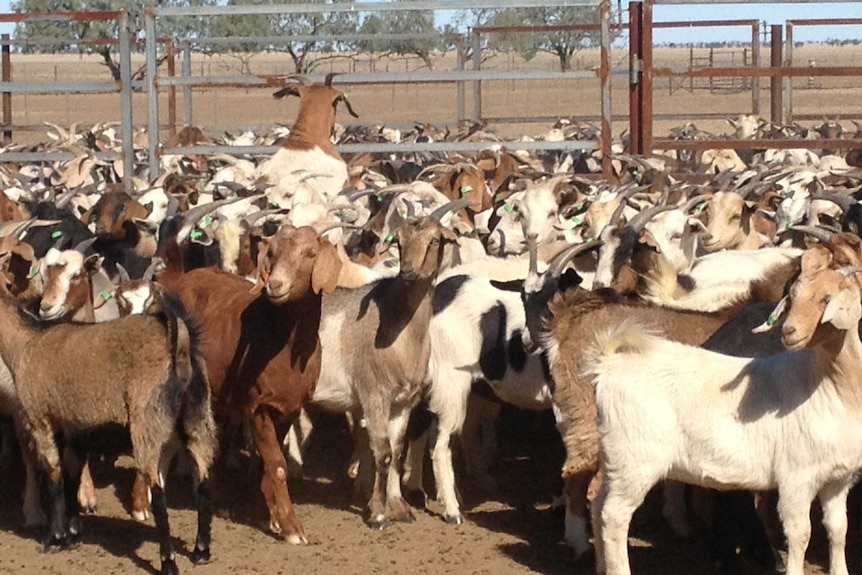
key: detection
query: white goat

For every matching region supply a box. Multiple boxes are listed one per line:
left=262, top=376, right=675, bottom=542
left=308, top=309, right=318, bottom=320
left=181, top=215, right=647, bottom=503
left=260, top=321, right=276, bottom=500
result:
left=588, top=245, right=862, bottom=575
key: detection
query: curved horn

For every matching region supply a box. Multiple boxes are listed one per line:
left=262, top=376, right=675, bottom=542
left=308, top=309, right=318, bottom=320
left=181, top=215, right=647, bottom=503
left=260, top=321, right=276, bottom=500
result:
left=429, top=198, right=471, bottom=223
left=682, top=194, right=710, bottom=214
left=838, top=266, right=862, bottom=277
left=812, top=191, right=856, bottom=213
left=116, top=263, right=131, bottom=283
left=791, top=224, right=833, bottom=244
left=142, top=260, right=159, bottom=281
left=627, top=204, right=679, bottom=234
left=318, top=222, right=365, bottom=235
left=182, top=195, right=249, bottom=228
left=73, top=237, right=98, bottom=254
left=244, top=209, right=284, bottom=227
left=402, top=198, right=416, bottom=219
left=547, top=240, right=604, bottom=277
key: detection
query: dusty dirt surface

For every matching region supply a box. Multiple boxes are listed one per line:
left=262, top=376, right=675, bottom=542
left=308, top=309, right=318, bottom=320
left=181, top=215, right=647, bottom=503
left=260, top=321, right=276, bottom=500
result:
left=0, top=408, right=859, bottom=575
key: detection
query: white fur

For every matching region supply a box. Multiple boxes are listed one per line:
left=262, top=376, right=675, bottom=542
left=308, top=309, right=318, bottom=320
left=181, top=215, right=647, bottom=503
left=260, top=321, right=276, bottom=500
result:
left=589, top=312, right=862, bottom=575
left=256, top=147, right=347, bottom=207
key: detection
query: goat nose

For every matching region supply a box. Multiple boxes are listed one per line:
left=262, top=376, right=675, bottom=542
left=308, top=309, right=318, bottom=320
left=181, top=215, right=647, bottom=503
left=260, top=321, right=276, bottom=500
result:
left=526, top=232, right=538, bottom=240
left=783, top=325, right=796, bottom=337
left=268, top=278, right=283, bottom=291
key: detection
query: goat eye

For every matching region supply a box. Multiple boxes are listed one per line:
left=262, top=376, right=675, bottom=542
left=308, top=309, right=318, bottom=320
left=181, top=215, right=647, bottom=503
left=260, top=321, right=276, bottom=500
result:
left=730, top=215, right=741, bottom=222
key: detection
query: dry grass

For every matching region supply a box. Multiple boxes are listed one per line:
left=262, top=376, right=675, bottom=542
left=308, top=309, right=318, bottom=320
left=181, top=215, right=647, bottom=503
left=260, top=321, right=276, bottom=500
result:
left=3, top=44, right=861, bottom=146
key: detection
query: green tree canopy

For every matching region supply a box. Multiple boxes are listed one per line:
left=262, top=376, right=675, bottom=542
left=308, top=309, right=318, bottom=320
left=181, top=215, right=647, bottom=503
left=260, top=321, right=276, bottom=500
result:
left=354, top=1, right=443, bottom=71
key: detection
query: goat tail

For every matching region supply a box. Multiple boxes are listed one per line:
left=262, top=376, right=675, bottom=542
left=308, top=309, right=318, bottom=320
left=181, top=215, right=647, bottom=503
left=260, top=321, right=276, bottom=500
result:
left=169, top=313, right=193, bottom=386
left=588, top=319, right=656, bottom=366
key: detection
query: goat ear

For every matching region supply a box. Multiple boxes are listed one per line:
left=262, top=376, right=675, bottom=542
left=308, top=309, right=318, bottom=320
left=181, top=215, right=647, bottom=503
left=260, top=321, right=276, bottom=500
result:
left=822, top=287, right=860, bottom=331
left=83, top=254, right=102, bottom=276
left=337, top=95, right=360, bottom=119
left=249, top=237, right=271, bottom=296
left=441, top=227, right=459, bottom=244
left=638, top=230, right=659, bottom=250
left=312, top=240, right=342, bottom=295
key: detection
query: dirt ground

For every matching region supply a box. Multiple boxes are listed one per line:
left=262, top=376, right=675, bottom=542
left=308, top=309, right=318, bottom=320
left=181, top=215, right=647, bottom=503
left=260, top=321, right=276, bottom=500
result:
left=0, top=408, right=860, bottom=575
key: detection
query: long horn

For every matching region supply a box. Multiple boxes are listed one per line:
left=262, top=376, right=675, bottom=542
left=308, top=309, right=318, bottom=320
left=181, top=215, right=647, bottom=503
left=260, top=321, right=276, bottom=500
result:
left=73, top=237, right=98, bottom=254
left=547, top=240, right=604, bottom=277
left=812, top=191, right=856, bottom=213
left=318, top=222, right=365, bottom=235
left=116, top=263, right=131, bottom=283
left=182, top=195, right=250, bottom=228
left=402, top=198, right=416, bottom=219
left=609, top=197, right=629, bottom=227
left=142, top=260, right=159, bottom=281
left=627, top=204, right=678, bottom=234
left=429, top=198, right=471, bottom=223
left=244, top=209, right=285, bottom=227
left=752, top=294, right=790, bottom=334
left=791, top=224, right=833, bottom=244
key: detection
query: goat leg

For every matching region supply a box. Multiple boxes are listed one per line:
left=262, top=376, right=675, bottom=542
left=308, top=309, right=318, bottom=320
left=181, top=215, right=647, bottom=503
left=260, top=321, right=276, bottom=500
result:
left=150, top=483, right=179, bottom=575
left=383, top=405, right=415, bottom=524
left=251, top=407, right=307, bottom=544
left=563, top=471, right=595, bottom=561
left=130, top=472, right=151, bottom=522
left=190, top=478, right=214, bottom=564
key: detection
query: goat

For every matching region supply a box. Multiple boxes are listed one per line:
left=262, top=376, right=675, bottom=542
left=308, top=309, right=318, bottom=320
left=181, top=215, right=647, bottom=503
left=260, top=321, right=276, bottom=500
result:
left=520, top=238, right=793, bottom=560
left=589, top=245, right=862, bottom=575
left=158, top=225, right=342, bottom=544
left=308, top=200, right=463, bottom=528
left=0, top=272, right=216, bottom=575
left=255, top=76, right=358, bottom=207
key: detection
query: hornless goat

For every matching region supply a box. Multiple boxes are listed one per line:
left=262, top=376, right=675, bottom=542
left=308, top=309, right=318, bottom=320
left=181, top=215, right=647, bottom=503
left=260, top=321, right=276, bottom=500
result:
left=589, top=245, right=862, bottom=575
left=158, top=225, right=342, bottom=544
left=0, top=271, right=216, bottom=575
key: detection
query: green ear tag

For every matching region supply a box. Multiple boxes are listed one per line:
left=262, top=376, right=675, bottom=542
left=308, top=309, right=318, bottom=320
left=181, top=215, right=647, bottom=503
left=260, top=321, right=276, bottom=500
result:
left=385, top=234, right=395, bottom=243
left=269, top=202, right=280, bottom=209
left=100, top=290, right=112, bottom=301
left=585, top=237, right=594, bottom=243
left=460, top=185, right=473, bottom=195
left=28, top=266, right=39, bottom=278
left=695, top=203, right=706, bottom=213
left=571, top=215, right=583, bottom=225
left=51, top=230, right=63, bottom=239
left=203, top=216, right=213, bottom=228
left=189, top=230, right=203, bottom=240
left=766, top=313, right=777, bottom=327
left=503, top=203, right=514, bottom=214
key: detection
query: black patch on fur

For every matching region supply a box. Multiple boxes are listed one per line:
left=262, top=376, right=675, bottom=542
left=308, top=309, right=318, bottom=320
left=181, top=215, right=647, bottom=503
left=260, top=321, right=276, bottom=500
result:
left=489, top=278, right=523, bottom=293
left=432, top=275, right=469, bottom=315
left=478, top=303, right=507, bottom=381
left=471, top=380, right=502, bottom=403
left=677, top=274, right=696, bottom=292
left=406, top=399, right=434, bottom=441
left=507, top=329, right=527, bottom=372
left=540, top=351, right=553, bottom=392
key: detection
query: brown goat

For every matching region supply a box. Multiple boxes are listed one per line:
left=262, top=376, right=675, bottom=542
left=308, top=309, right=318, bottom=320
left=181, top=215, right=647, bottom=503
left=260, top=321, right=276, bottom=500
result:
left=0, top=192, right=24, bottom=222
left=0, top=275, right=216, bottom=574
left=81, top=188, right=149, bottom=240
left=158, top=225, right=342, bottom=543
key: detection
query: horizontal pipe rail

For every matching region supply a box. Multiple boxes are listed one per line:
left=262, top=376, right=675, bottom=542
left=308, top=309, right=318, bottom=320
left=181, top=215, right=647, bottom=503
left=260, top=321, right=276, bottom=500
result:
left=0, top=82, right=122, bottom=94
left=653, top=66, right=862, bottom=78
left=653, top=138, right=862, bottom=150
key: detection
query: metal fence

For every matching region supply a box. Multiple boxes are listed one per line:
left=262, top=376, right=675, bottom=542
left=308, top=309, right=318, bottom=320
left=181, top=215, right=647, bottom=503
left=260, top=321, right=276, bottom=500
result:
left=0, top=0, right=860, bottom=185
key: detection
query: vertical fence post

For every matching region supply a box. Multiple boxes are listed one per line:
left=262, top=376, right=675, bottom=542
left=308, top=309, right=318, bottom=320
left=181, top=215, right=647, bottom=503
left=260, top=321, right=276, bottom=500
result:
left=751, top=21, right=760, bottom=116
left=642, top=0, right=654, bottom=154
left=455, top=35, right=465, bottom=124
left=182, top=41, right=193, bottom=126
left=166, top=39, right=177, bottom=137
left=145, top=9, right=160, bottom=182
left=2, top=34, right=11, bottom=144
left=770, top=24, right=783, bottom=125
left=471, top=28, right=481, bottom=122
left=784, top=22, right=793, bottom=124
left=600, top=0, right=612, bottom=179
left=119, top=14, right=134, bottom=195
left=629, top=1, right=643, bottom=155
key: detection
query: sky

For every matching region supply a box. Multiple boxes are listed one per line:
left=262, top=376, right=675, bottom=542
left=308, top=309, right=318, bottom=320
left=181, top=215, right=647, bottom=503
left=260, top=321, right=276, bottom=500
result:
left=0, top=1, right=859, bottom=44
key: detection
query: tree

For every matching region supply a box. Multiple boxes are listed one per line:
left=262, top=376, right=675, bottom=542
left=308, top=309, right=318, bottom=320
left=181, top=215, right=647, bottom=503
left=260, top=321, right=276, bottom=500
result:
left=354, top=1, right=442, bottom=71
left=486, top=6, right=613, bottom=72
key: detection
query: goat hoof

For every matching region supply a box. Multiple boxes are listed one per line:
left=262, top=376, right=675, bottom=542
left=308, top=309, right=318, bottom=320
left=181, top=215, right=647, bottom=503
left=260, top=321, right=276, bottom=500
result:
left=160, top=558, right=180, bottom=575
left=81, top=504, right=97, bottom=516
left=41, top=533, right=71, bottom=553
left=285, top=532, right=308, bottom=545
left=190, top=546, right=211, bottom=565
left=443, top=513, right=464, bottom=525
left=368, top=515, right=390, bottom=530
left=132, top=509, right=150, bottom=522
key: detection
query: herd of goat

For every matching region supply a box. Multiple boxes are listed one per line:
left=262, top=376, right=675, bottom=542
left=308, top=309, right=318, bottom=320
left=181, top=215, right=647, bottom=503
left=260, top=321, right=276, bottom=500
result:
left=2, top=75, right=862, bottom=575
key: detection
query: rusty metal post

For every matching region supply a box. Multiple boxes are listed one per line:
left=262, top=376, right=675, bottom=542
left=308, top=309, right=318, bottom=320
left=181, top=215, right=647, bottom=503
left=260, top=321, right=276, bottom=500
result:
left=119, top=14, right=134, bottom=194
left=166, top=39, right=177, bottom=137
left=600, top=0, right=612, bottom=179
left=751, top=21, right=760, bottom=116
left=642, top=0, right=654, bottom=154
left=770, top=24, right=783, bottom=125
left=784, top=22, right=793, bottom=123
left=455, top=35, right=465, bottom=123
left=629, top=1, right=643, bottom=155
left=182, top=41, right=193, bottom=126
left=2, top=34, right=11, bottom=144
